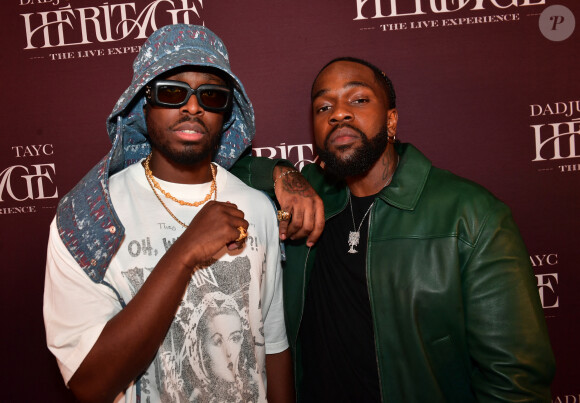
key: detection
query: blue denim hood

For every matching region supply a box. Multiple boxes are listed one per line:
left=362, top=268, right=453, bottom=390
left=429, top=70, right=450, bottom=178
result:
left=56, top=25, right=255, bottom=282
left=107, top=24, right=255, bottom=173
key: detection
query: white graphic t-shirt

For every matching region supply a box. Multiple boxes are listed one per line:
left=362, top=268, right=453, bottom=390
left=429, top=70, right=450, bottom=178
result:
left=44, top=162, right=287, bottom=403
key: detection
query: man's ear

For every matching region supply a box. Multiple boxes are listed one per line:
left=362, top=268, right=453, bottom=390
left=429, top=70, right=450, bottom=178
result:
left=387, top=108, right=398, bottom=136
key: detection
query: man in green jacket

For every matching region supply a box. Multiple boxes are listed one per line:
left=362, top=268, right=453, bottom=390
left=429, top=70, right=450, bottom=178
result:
left=282, top=57, right=555, bottom=402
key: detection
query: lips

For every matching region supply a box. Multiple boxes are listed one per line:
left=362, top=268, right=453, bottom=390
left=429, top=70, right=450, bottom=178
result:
left=327, top=125, right=361, bottom=147
left=172, top=121, right=207, bottom=141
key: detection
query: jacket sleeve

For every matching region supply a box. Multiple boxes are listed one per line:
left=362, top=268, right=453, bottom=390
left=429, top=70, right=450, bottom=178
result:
left=229, top=152, right=294, bottom=197
left=462, top=201, right=555, bottom=402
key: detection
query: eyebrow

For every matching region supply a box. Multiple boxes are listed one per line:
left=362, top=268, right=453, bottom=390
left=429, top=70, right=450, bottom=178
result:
left=171, top=71, right=227, bottom=85
left=312, top=80, right=373, bottom=100
left=202, top=73, right=227, bottom=85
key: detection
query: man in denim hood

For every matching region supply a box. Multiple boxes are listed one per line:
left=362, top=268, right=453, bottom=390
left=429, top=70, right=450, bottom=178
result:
left=44, top=24, right=297, bottom=402
left=57, top=24, right=258, bottom=279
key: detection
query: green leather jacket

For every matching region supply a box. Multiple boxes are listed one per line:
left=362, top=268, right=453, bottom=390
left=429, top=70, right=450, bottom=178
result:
left=283, top=143, right=555, bottom=402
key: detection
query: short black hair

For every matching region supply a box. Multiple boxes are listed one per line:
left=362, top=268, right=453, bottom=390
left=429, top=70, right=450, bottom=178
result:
left=312, top=57, right=396, bottom=109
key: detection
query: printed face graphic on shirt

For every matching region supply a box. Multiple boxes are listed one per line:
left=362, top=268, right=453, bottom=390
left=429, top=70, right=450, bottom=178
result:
left=106, top=167, right=279, bottom=402
left=201, top=308, right=244, bottom=382
left=122, top=255, right=264, bottom=401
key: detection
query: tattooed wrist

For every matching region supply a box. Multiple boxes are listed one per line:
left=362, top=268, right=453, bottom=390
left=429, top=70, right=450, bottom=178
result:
left=281, top=174, right=314, bottom=197
left=274, top=169, right=299, bottom=191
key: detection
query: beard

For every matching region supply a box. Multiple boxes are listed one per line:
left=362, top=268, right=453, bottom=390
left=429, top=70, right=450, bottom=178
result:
left=146, top=115, right=221, bottom=165
left=316, top=124, right=390, bottom=179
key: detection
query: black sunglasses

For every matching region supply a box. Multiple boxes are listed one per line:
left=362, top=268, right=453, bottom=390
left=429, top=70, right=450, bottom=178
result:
left=145, top=80, right=232, bottom=112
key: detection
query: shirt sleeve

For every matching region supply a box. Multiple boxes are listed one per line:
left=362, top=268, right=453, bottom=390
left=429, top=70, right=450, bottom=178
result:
left=43, top=218, right=122, bottom=384
left=259, top=199, right=289, bottom=355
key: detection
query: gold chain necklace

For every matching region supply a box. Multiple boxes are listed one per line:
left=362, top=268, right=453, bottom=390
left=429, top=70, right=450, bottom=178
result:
left=143, top=154, right=216, bottom=206
left=142, top=154, right=217, bottom=228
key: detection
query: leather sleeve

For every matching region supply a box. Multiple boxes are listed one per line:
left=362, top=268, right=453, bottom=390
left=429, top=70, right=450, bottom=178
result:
left=229, top=152, right=293, bottom=197
left=462, top=201, right=555, bottom=402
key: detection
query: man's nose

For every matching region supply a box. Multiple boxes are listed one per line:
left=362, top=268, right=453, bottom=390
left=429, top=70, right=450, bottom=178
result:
left=329, top=103, right=353, bottom=125
left=181, top=92, right=203, bottom=115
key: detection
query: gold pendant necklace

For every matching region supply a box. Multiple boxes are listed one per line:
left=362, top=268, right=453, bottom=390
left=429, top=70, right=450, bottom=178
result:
left=142, top=154, right=217, bottom=228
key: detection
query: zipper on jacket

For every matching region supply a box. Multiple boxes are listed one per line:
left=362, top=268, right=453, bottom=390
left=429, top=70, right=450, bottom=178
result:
left=295, top=246, right=312, bottom=348
left=365, top=206, right=385, bottom=402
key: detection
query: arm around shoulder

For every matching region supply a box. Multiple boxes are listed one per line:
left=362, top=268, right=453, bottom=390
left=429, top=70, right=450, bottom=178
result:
left=229, top=153, right=292, bottom=195
left=230, top=153, right=325, bottom=245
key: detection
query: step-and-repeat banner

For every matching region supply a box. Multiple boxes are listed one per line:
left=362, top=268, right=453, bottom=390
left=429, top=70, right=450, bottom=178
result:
left=1, top=0, right=577, bottom=401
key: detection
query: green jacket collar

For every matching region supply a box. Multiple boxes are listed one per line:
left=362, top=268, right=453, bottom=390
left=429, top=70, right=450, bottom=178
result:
left=309, top=143, right=432, bottom=219
left=377, top=143, right=432, bottom=211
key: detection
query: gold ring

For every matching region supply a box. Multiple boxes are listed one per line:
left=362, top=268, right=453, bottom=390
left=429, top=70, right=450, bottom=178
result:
left=277, top=210, right=291, bottom=222
left=235, top=226, right=247, bottom=242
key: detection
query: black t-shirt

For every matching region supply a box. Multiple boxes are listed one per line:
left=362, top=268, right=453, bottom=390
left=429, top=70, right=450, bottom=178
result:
left=300, top=193, right=381, bottom=402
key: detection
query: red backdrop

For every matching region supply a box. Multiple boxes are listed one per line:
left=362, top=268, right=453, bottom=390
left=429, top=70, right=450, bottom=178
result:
left=1, top=0, right=578, bottom=401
